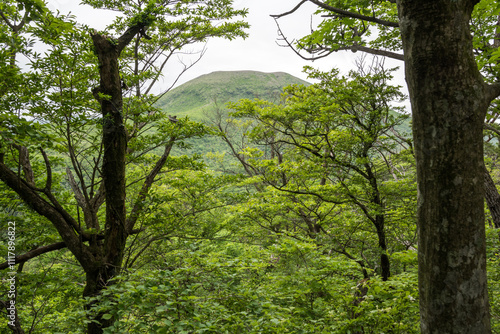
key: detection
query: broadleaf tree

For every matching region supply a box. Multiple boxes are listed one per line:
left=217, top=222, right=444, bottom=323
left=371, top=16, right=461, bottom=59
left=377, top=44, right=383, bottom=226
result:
left=217, top=63, right=415, bottom=282
left=0, top=0, right=248, bottom=333
left=273, top=0, right=500, bottom=332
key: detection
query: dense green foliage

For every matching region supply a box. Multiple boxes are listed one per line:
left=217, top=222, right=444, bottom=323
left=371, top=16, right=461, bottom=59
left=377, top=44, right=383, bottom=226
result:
left=1, top=1, right=500, bottom=333
left=155, top=71, right=311, bottom=159
left=3, top=62, right=499, bottom=333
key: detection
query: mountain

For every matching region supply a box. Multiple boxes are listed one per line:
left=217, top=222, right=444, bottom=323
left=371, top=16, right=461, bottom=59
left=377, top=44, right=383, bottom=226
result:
left=155, top=71, right=310, bottom=119
left=153, top=70, right=411, bottom=163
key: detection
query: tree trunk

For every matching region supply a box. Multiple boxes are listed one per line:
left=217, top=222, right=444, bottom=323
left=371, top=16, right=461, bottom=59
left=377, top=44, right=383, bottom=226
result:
left=83, top=268, right=116, bottom=334
left=397, top=1, right=492, bottom=332
left=91, top=33, right=128, bottom=272
left=375, top=214, right=390, bottom=281
left=484, top=164, right=500, bottom=229
left=86, top=32, right=132, bottom=334
left=365, top=160, right=391, bottom=281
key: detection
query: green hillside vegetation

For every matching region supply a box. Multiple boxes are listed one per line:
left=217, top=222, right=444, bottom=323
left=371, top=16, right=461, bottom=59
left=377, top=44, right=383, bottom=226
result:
left=156, top=71, right=310, bottom=119
left=155, top=71, right=312, bottom=161
left=155, top=70, right=411, bottom=163
left=3, top=2, right=500, bottom=333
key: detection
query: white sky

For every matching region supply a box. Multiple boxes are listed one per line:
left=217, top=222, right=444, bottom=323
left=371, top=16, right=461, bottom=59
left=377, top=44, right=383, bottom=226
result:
left=46, top=0, right=406, bottom=99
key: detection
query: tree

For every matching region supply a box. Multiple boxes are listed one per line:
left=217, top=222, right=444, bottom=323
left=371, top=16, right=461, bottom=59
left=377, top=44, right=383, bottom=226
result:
left=484, top=119, right=500, bottom=230
left=273, top=0, right=500, bottom=332
left=0, top=0, right=248, bottom=332
left=216, top=63, right=415, bottom=282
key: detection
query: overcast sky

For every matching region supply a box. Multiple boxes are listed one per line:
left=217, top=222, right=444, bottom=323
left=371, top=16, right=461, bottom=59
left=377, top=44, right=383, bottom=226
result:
left=46, top=0, right=406, bottom=95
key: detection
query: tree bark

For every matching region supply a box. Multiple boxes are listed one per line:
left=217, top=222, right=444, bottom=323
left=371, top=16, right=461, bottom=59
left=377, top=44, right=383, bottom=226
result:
left=374, top=214, right=390, bottom=281
left=91, top=32, right=128, bottom=272
left=86, top=31, right=132, bottom=334
left=85, top=23, right=159, bottom=333
left=484, top=164, right=500, bottom=229
left=397, top=1, right=492, bottom=332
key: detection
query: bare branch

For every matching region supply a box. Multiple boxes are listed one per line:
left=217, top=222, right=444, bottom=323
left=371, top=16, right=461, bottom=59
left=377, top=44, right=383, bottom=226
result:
left=274, top=17, right=333, bottom=61
left=15, top=145, right=35, bottom=186
left=350, top=45, right=404, bottom=61
left=307, top=0, right=399, bottom=27
left=66, top=168, right=87, bottom=209
left=274, top=17, right=404, bottom=61
left=125, top=235, right=163, bottom=268
left=270, top=0, right=308, bottom=19
left=39, top=148, right=52, bottom=192
left=149, top=47, right=207, bottom=100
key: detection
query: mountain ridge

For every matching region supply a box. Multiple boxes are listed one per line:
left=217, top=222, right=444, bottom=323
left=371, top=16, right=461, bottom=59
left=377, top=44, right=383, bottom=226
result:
left=154, top=70, right=411, bottom=159
left=155, top=70, right=310, bottom=119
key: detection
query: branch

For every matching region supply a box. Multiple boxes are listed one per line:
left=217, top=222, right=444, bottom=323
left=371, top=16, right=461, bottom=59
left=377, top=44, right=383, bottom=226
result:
left=265, top=179, right=347, bottom=205
left=0, top=9, right=16, bottom=31
left=301, top=43, right=404, bottom=61
left=116, top=24, right=147, bottom=54
left=148, top=47, right=206, bottom=99
left=351, top=45, right=404, bottom=61
left=125, top=235, right=163, bottom=268
left=307, top=0, right=399, bottom=27
left=66, top=168, right=87, bottom=209
left=129, top=44, right=206, bottom=135
left=274, top=17, right=404, bottom=62
left=274, top=17, right=335, bottom=61
left=0, top=242, right=66, bottom=270
left=36, top=151, right=88, bottom=237
left=12, top=144, right=35, bottom=186
left=66, top=167, right=101, bottom=230
left=345, top=188, right=376, bottom=224
left=484, top=122, right=500, bottom=137
left=494, top=14, right=500, bottom=48
left=39, top=148, right=52, bottom=192
left=486, top=82, right=500, bottom=104
left=270, top=0, right=308, bottom=19
left=0, top=162, right=94, bottom=270
left=0, top=230, right=109, bottom=270
left=90, top=21, right=148, bottom=61
left=125, top=138, right=176, bottom=232
left=2, top=4, right=32, bottom=33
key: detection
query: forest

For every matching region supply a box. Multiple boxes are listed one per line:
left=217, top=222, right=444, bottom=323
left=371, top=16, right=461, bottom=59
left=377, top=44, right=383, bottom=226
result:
left=1, top=0, right=500, bottom=333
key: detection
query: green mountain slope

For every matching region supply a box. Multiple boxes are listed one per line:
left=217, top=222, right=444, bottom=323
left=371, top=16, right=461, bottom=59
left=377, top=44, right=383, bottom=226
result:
left=154, top=70, right=411, bottom=164
left=156, top=71, right=310, bottom=119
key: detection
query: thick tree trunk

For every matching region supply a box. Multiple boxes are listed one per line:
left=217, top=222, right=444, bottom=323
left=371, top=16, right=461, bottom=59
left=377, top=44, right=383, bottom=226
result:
left=83, top=268, right=116, bottom=333
left=91, top=33, right=128, bottom=272
left=86, top=32, right=131, bottom=334
left=397, top=1, right=492, bottom=332
left=86, top=23, right=151, bottom=333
